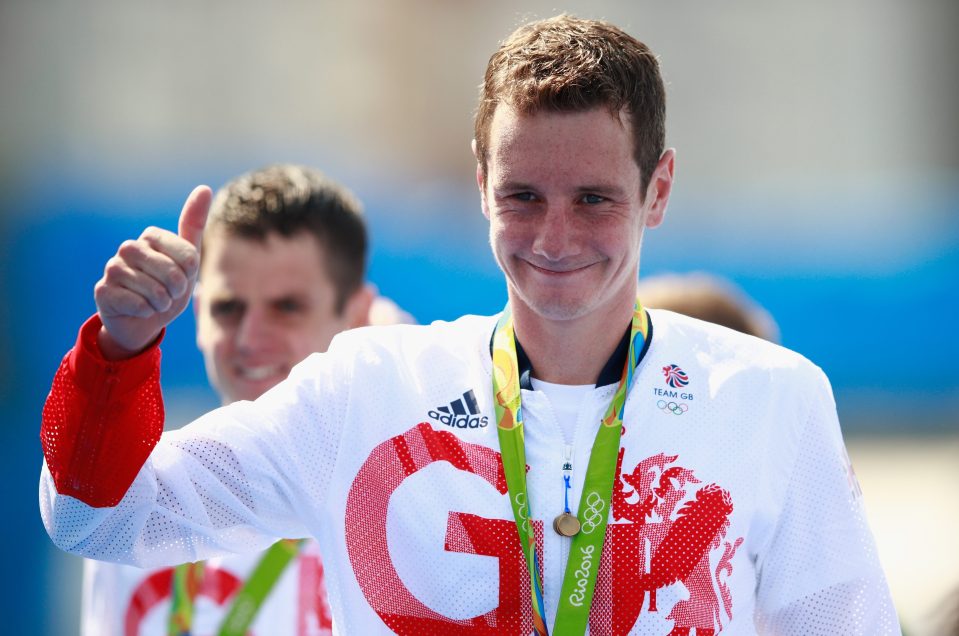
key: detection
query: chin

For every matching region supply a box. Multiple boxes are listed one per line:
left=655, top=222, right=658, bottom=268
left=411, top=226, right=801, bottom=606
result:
left=520, top=292, right=596, bottom=322
left=225, top=388, right=254, bottom=404
left=224, top=382, right=264, bottom=404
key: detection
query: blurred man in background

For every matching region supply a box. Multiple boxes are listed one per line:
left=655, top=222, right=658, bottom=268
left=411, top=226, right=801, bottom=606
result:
left=637, top=271, right=779, bottom=342
left=82, top=164, right=384, bottom=635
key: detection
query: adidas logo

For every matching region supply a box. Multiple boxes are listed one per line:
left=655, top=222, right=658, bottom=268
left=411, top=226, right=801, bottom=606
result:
left=428, top=390, right=489, bottom=429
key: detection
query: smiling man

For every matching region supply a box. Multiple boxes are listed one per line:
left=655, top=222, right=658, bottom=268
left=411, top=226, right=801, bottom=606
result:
left=81, top=164, right=372, bottom=636
left=478, top=104, right=670, bottom=385
left=195, top=172, right=371, bottom=405
left=42, top=16, right=898, bottom=635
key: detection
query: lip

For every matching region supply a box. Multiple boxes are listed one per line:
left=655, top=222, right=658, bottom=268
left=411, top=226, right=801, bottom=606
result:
left=525, top=260, right=594, bottom=276
left=233, top=364, right=287, bottom=383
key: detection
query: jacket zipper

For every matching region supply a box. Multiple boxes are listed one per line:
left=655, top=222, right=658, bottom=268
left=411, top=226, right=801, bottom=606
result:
left=68, top=361, right=122, bottom=494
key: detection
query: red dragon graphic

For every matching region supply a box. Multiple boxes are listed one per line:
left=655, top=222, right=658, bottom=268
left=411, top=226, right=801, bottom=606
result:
left=603, top=450, right=741, bottom=635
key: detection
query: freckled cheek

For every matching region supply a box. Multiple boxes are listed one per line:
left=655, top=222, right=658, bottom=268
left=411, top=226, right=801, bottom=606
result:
left=592, top=223, right=639, bottom=253
left=488, top=228, right=508, bottom=255
left=491, top=220, right=532, bottom=251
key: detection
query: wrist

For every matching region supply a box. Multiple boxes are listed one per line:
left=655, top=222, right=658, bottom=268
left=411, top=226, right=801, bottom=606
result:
left=97, top=326, right=157, bottom=361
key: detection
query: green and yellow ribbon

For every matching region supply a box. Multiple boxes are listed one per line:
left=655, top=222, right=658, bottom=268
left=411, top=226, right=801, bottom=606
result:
left=492, top=298, right=648, bottom=635
left=167, top=539, right=305, bottom=636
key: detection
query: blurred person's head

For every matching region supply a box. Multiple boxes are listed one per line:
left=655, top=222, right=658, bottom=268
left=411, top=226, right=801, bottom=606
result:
left=638, top=272, right=780, bottom=342
left=473, top=14, right=667, bottom=195
left=196, top=164, right=373, bottom=404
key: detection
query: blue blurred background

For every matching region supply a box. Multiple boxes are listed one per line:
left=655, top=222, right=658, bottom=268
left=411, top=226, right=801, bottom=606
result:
left=2, top=1, right=956, bottom=633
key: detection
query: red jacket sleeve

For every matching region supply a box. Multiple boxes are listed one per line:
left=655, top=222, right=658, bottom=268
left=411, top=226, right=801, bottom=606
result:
left=40, top=315, right=166, bottom=507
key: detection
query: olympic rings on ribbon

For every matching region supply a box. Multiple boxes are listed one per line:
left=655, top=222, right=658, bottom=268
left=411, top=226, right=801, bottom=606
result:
left=514, top=492, right=532, bottom=533
left=656, top=400, right=688, bottom=415
left=580, top=491, right=606, bottom=535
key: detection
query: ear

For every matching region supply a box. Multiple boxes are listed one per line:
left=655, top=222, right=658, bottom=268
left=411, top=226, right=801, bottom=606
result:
left=344, top=283, right=376, bottom=329
left=642, top=148, right=676, bottom=229
left=367, top=293, right=417, bottom=326
left=472, top=139, right=491, bottom=221
left=192, top=282, right=204, bottom=349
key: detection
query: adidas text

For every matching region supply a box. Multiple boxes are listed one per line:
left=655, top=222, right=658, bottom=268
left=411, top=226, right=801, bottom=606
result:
left=428, top=411, right=489, bottom=428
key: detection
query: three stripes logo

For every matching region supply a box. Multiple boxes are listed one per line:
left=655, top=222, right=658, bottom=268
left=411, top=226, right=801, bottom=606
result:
left=428, top=390, right=489, bottom=429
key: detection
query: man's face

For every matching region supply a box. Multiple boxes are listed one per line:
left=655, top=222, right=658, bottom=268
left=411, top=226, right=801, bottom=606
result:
left=479, top=105, right=672, bottom=324
left=195, top=228, right=360, bottom=404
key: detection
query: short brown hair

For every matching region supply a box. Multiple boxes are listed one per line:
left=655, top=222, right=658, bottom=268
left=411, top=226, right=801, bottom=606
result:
left=638, top=273, right=780, bottom=342
left=474, top=15, right=666, bottom=193
left=205, top=164, right=367, bottom=314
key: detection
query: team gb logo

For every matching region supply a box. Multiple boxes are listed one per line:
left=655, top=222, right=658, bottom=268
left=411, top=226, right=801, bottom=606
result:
left=662, top=364, right=689, bottom=388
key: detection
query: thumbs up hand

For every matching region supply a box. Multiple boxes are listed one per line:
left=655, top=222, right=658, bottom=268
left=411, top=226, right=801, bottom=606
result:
left=94, top=186, right=212, bottom=359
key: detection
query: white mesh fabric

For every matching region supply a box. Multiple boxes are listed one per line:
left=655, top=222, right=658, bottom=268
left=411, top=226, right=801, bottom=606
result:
left=82, top=540, right=333, bottom=636
left=752, top=366, right=899, bottom=634
left=41, top=312, right=900, bottom=634
left=755, top=579, right=899, bottom=635
left=41, top=326, right=355, bottom=567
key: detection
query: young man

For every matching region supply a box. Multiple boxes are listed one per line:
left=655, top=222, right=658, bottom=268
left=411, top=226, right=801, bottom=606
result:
left=81, top=164, right=374, bottom=635
left=41, top=16, right=899, bottom=635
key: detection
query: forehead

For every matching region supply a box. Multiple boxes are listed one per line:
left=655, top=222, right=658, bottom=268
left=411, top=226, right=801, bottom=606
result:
left=199, top=229, right=333, bottom=296
left=486, top=105, right=639, bottom=183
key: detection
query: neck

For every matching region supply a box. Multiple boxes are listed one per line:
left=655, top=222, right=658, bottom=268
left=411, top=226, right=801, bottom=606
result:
left=510, top=292, right=636, bottom=385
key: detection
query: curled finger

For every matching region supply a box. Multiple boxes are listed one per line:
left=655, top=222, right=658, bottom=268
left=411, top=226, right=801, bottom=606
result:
left=118, top=238, right=191, bottom=299
left=101, top=256, right=174, bottom=314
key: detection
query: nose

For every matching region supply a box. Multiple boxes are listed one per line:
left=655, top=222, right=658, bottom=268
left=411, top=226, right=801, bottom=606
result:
left=235, top=305, right=275, bottom=354
left=531, top=205, right=578, bottom=262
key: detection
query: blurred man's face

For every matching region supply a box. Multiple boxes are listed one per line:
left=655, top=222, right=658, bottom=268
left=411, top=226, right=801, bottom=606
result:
left=195, top=228, right=359, bottom=404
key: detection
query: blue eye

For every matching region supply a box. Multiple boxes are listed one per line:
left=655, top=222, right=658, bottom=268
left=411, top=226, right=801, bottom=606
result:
left=514, top=192, right=537, bottom=202
left=582, top=193, right=605, bottom=204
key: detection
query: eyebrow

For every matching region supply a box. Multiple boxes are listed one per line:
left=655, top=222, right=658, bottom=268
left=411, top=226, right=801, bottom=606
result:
left=491, top=179, right=536, bottom=193
left=208, top=294, right=242, bottom=303
left=492, top=180, right=627, bottom=198
left=270, top=293, right=308, bottom=303
left=575, top=184, right=627, bottom=198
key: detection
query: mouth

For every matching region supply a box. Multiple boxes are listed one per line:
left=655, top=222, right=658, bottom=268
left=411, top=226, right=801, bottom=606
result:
left=525, top=260, right=594, bottom=276
left=235, top=364, right=286, bottom=382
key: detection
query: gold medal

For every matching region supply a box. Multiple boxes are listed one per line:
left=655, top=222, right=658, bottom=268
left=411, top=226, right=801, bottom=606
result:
left=553, top=512, right=581, bottom=537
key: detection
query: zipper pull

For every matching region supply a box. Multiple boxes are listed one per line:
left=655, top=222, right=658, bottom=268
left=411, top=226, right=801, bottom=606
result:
left=563, top=445, right=573, bottom=476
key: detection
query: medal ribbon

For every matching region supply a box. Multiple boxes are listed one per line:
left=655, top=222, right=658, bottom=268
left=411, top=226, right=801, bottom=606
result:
left=492, top=298, right=647, bottom=636
left=167, top=561, right=204, bottom=636
left=167, top=539, right=305, bottom=636
left=216, top=538, right=305, bottom=636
